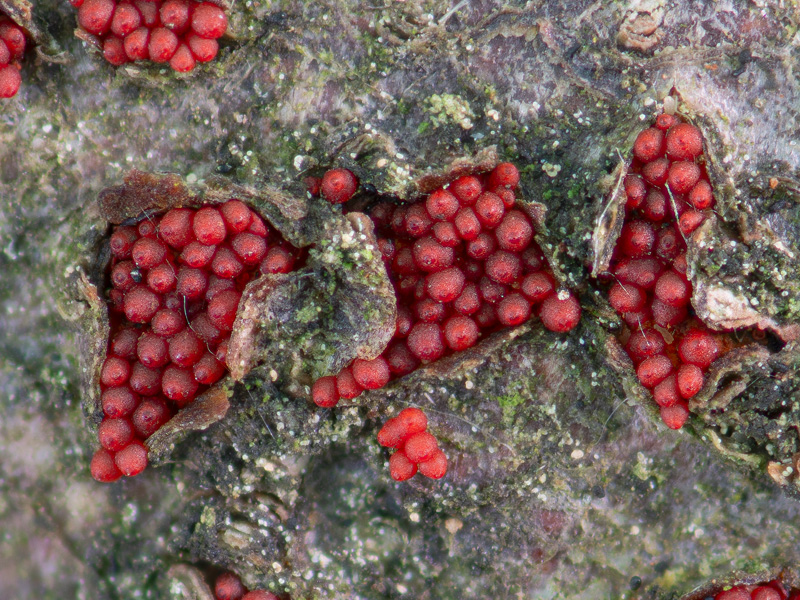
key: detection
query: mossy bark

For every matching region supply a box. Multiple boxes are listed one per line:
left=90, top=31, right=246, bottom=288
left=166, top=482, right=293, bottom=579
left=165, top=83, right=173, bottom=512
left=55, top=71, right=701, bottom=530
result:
left=3, top=1, right=800, bottom=599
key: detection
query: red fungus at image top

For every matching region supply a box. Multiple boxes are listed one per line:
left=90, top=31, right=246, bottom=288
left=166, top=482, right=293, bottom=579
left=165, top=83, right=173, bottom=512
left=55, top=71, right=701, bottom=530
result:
left=72, top=0, right=228, bottom=72
left=605, top=107, right=722, bottom=431
left=0, top=13, right=26, bottom=99
left=92, top=200, right=303, bottom=483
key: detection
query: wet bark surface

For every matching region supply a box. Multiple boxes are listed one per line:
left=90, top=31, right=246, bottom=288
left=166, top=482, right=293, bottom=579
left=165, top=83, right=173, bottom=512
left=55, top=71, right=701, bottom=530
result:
left=3, top=1, right=800, bottom=599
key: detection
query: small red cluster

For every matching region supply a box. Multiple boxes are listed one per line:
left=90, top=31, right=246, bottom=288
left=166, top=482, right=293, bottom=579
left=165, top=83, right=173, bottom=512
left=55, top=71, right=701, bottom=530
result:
left=0, top=14, right=25, bottom=99
left=714, top=579, right=796, bottom=600
left=377, top=407, right=446, bottom=481
left=91, top=201, right=301, bottom=482
left=71, top=0, right=227, bottom=71
left=310, top=162, right=582, bottom=482
left=608, top=112, right=721, bottom=430
left=214, top=572, right=280, bottom=600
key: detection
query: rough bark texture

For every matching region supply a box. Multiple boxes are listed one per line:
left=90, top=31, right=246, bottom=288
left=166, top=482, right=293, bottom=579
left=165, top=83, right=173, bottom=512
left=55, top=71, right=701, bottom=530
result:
left=3, top=1, right=800, bottom=599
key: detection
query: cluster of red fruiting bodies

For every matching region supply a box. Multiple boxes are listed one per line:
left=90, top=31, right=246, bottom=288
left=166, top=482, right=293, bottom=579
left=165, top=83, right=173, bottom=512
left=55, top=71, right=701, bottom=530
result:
left=607, top=112, right=721, bottom=430
left=214, top=571, right=280, bottom=600
left=71, top=0, right=227, bottom=71
left=91, top=200, right=301, bottom=482
left=310, top=163, right=582, bottom=481
left=377, top=408, right=447, bottom=481
left=712, top=579, right=799, bottom=600
left=0, top=13, right=26, bottom=99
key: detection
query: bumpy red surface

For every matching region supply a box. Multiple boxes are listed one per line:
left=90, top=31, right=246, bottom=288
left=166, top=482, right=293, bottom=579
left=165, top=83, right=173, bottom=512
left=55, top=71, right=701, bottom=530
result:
left=0, top=14, right=26, bottom=99
left=93, top=200, right=302, bottom=481
left=607, top=111, right=721, bottom=430
left=74, top=0, right=227, bottom=71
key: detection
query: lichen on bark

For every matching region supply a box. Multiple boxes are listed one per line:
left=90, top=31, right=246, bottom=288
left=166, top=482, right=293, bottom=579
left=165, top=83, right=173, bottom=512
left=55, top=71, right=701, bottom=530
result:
left=5, top=1, right=800, bottom=600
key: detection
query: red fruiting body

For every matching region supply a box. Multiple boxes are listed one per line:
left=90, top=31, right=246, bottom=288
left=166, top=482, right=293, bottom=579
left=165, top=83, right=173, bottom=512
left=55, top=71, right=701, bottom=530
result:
left=497, top=293, right=531, bottom=327
left=193, top=207, right=226, bottom=244
left=450, top=176, right=482, bottom=205
left=636, top=355, right=673, bottom=389
left=454, top=207, right=481, bottom=240
left=689, top=179, right=714, bottom=210
left=215, top=572, right=246, bottom=600
left=624, top=174, right=647, bottom=210
left=666, top=123, right=703, bottom=160
left=102, top=387, right=139, bottom=418
left=104, top=36, right=128, bottom=65
left=608, top=282, right=646, bottom=314
left=260, top=246, right=295, bottom=274
left=321, top=168, right=358, bottom=204
left=90, top=448, right=123, bottom=482
left=677, top=363, right=704, bottom=399
left=98, top=418, right=134, bottom=452
left=404, top=431, right=439, bottom=463
left=78, top=0, right=115, bottom=35
left=488, top=162, right=520, bottom=189
left=653, top=375, right=680, bottom=408
left=115, top=440, right=148, bottom=476
left=111, top=3, right=141, bottom=37
left=407, top=322, right=444, bottom=361
left=655, top=113, right=677, bottom=131
left=654, top=270, right=690, bottom=307
left=679, top=329, right=719, bottom=368
left=426, top=189, right=459, bottom=221
left=311, top=376, right=339, bottom=408
left=444, top=315, right=479, bottom=350
left=169, top=43, right=196, bottom=72
left=626, top=329, right=665, bottom=362
left=0, top=64, right=20, bottom=99
left=125, top=285, right=161, bottom=323
left=132, top=237, right=167, bottom=269
left=619, top=220, right=655, bottom=257
left=405, top=203, right=433, bottom=237
left=124, top=27, right=150, bottom=60
left=191, top=2, right=228, bottom=39
left=632, top=128, right=664, bottom=163
left=426, top=267, right=465, bottom=302
left=389, top=450, right=417, bottom=481
left=336, top=367, right=363, bottom=400
left=660, top=401, right=689, bottom=430
left=539, top=293, right=581, bottom=333
left=475, top=192, right=505, bottom=228
left=485, top=250, right=522, bottom=285
left=418, top=448, right=448, bottom=479
left=352, top=357, right=390, bottom=390
left=667, top=161, right=701, bottom=194
left=679, top=209, right=706, bottom=235
left=148, top=27, right=179, bottom=62
left=413, top=236, right=454, bottom=272
left=308, top=162, right=578, bottom=484
left=132, top=398, right=170, bottom=438
left=384, top=341, right=419, bottom=375
left=642, top=157, right=670, bottom=186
